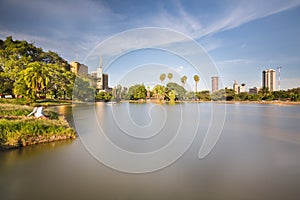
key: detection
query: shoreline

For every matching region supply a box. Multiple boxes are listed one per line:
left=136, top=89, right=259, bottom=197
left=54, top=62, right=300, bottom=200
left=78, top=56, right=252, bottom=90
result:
left=123, top=99, right=300, bottom=106
left=0, top=103, right=76, bottom=151
left=210, top=100, right=300, bottom=106
left=0, top=135, right=76, bottom=151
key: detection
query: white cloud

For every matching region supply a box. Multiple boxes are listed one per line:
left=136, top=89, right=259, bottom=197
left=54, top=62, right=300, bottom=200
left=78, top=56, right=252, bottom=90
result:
left=216, top=59, right=256, bottom=66
left=1, top=0, right=300, bottom=62
left=145, top=0, right=300, bottom=50
left=89, top=0, right=300, bottom=59
left=196, top=0, right=300, bottom=38
left=176, top=66, right=184, bottom=73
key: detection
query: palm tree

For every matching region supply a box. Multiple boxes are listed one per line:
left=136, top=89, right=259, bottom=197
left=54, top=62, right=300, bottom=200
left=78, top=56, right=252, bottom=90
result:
left=160, top=73, right=166, bottom=84
left=23, top=62, right=50, bottom=99
left=181, top=75, right=187, bottom=87
left=194, top=75, right=200, bottom=93
left=167, top=73, right=173, bottom=82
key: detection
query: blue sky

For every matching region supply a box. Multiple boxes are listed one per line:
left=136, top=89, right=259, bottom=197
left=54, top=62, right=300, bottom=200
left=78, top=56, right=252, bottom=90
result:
left=0, top=0, right=300, bottom=90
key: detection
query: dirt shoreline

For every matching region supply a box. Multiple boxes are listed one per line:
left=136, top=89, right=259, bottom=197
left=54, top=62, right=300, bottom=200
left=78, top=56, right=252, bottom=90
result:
left=210, top=100, right=300, bottom=106
left=126, top=99, right=300, bottom=106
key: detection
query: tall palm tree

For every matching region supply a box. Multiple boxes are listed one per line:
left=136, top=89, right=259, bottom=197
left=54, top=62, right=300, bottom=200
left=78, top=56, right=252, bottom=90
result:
left=23, top=62, right=50, bottom=99
left=181, top=75, right=187, bottom=87
left=194, top=75, right=200, bottom=93
left=160, top=73, right=166, bottom=84
left=167, top=73, right=173, bottom=82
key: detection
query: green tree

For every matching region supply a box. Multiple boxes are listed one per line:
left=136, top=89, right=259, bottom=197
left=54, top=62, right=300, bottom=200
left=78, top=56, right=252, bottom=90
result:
left=225, top=89, right=236, bottom=101
left=152, top=84, right=166, bottom=102
left=194, top=75, right=200, bottom=93
left=186, top=91, right=195, bottom=100
left=211, top=89, right=228, bottom=101
left=273, top=90, right=292, bottom=101
left=180, top=75, right=187, bottom=87
left=39, top=51, right=69, bottom=69
left=49, top=66, right=75, bottom=99
left=195, top=90, right=211, bottom=101
left=291, top=93, right=300, bottom=101
left=167, top=90, right=176, bottom=104
left=133, top=85, right=147, bottom=100
left=238, top=92, right=249, bottom=101
left=14, top=62, right=50, bottom=99
left=0, top=36, right=71, bottom=98
left=248, top=93, right=261, bottom=101
left=126, top=84, right=147, bottom=100
left=96, top=91, right=112, bottom=101
left=287, top=87, right=300, bottom=101
left=72, top=77, right=95, bottom=101
left=166, top=82, right=186, bottom=100
left=259, top=87, right=270, bottom=99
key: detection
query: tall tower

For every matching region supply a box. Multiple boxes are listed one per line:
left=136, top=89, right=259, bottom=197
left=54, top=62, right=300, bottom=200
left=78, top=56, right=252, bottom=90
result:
left=96, top=56, right=103, bottom=79
left=211, top=77, right=219, bottom=93
left=96, top=56, right=103, bottom=90
left=262, top=69, right=276, bottom=91
left=277, top=66, right=282, bottom=91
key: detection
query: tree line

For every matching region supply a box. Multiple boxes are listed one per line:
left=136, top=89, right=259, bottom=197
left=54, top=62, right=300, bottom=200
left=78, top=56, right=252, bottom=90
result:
left=97, top=72, right=300, bottom=102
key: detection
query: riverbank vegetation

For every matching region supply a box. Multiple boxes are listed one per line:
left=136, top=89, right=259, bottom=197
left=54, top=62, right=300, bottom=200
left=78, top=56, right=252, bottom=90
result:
left=0, top=104, right=76, bottom=150
left=96, top=78, right=300, bottom=103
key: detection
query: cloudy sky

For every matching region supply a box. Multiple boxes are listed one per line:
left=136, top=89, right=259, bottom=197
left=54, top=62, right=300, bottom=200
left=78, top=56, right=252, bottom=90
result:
left=0, top=0, right=300, bottom=90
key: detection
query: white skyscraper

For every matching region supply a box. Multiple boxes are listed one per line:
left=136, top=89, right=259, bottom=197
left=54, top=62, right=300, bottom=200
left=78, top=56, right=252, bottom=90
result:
left=96, top=56, right=103, bottom=79
left=262, top=69, right=276, bottom=91
left=211, top=77, right=219, bottom=93
left=95, top=56, right=109, bottom=91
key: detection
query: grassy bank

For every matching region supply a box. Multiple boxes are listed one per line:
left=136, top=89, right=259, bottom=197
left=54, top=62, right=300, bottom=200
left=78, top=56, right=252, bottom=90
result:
left=0, top=104, right=76, bottom=150
left=0, top=98, right=72, bottom=106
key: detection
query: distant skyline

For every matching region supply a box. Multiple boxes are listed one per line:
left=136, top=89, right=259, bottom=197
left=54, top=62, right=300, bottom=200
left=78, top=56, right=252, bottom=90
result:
left=0, top=0, right=300, bottom=90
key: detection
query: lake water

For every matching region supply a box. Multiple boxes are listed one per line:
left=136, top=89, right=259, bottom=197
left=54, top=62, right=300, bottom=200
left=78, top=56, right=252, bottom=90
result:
left=1, top=102, right=300, bottom=200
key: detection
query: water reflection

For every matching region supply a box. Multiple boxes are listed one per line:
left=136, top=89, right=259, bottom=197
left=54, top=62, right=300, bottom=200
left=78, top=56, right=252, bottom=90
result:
left=0, top=140, right=74, bottom=169
left=1, top=103, right=300, bottom=200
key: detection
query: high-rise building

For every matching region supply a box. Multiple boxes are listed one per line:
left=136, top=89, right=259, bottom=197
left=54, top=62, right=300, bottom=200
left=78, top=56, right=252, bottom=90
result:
left=70, top=61, right=88, bottom=76
left=96, top=56, right=109, bottom=91
left=262, top=69, right=276, bottom=91
left=102, top=74, right=108, bottom=89
left=211, top=77, right=219, bottom=93
left=233, top=80, right=239, bottom=94
left=96, top=56, right=103, bottom=79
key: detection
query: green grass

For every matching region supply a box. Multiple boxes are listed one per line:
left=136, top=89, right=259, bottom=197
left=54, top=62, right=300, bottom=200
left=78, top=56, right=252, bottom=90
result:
left=0, top=104, right=59, bottom=119
left=0, top=104, right=76, bottom=150
left=0, top=98, right=72, bottom=106
left=0, top=98, right=32, bottom=105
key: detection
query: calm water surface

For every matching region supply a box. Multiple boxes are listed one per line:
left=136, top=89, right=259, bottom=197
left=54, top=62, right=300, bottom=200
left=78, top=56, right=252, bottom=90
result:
left=1, top=102, right=300, bottom=200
